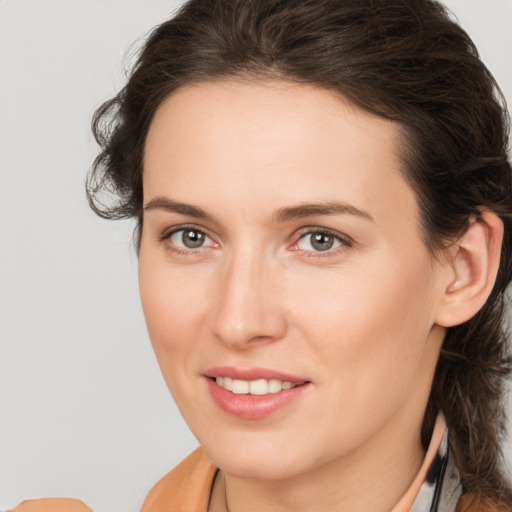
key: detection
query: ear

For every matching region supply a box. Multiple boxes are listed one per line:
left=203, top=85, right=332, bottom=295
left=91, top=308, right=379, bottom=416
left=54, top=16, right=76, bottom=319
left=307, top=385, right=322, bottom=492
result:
left=435, top=210, right=503, bottom=328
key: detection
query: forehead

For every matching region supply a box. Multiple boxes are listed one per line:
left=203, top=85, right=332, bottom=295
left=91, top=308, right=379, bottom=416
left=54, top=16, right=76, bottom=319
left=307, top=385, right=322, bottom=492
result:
left=143, top=79, right=418, bottom=230
left=145, top=79, right=398, bottom=163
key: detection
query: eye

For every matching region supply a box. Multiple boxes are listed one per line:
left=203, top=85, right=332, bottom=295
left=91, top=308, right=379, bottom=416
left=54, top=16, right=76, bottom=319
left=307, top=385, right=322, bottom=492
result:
left=296, top=230, right=348, bottom=253
left=167, top=228, right=214, bottom=250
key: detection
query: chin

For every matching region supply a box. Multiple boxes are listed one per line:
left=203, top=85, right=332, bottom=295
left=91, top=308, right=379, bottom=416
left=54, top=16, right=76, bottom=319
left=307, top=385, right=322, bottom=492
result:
left=202, top=436, right=309, bottom=480
left=218, top=457, right=304, bottom=481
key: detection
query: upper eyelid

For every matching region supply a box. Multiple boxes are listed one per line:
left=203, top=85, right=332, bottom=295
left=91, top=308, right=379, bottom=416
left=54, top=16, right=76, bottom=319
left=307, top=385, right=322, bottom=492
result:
left=160, top=224, right=214, bottom=241
left=294, top=226, right=353, bottom=243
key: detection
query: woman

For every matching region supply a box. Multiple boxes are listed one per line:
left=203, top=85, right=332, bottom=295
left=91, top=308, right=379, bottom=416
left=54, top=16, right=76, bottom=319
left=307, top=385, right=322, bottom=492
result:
left=12, top=0, right=512, bottom=510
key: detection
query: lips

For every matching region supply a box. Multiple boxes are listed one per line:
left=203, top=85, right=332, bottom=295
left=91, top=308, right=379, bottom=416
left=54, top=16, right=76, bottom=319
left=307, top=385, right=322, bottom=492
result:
left=204, top=367, right=311, bottom=419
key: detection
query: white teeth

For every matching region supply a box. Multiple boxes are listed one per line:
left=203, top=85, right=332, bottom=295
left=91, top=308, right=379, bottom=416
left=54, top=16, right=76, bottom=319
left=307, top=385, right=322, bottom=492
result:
left=223, top=376, right=233, bottom=391
left=268, top=379, right=282, bottom=393
left=232, top=379, right=250, bottom=394
left=249, top=379, right=268, bottom=395
left=215, top=377, right=302, bottom=395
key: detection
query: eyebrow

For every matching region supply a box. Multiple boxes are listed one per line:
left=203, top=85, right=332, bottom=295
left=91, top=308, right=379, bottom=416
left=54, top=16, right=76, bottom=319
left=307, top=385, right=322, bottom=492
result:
left=144, top=197, right=212, bottom=219
left=272, top=201, right=373, bottom=223
left=143, top=197, right=373, bottom=223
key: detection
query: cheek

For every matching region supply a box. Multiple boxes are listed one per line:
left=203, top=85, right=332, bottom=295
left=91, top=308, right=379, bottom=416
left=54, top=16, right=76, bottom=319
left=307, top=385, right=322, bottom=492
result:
left=289, top=252, right=438, bottom=385
left=138, top=256, right=214, bottom=419
left=138, top=251, right=210, bottom=361
left=284, top=255, right=440, bottom=446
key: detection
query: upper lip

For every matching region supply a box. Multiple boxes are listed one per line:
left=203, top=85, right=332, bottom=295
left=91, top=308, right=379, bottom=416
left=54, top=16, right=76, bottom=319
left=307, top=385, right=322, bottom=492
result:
left=204, top=366, right=309, bottom=383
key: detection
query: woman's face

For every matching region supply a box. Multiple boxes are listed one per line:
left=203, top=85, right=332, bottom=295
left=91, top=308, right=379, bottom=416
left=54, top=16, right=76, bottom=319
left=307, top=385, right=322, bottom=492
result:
left=139, top=80, right=449, bottom=479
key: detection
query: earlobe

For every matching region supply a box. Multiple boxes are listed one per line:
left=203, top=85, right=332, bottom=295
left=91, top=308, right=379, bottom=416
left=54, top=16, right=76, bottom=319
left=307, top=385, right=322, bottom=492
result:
left=435, top=211, right=503, bottom=328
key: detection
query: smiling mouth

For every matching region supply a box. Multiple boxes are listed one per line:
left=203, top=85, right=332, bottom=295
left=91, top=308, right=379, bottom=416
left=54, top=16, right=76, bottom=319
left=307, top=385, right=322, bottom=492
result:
left=212, top=377, right=306, bottom=395
left=206, top=372, right=311, bottom=419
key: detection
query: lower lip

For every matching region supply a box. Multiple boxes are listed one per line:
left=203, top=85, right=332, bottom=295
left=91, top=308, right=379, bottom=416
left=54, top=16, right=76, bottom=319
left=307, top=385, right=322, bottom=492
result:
left=206, top=378, right=310, bottom=420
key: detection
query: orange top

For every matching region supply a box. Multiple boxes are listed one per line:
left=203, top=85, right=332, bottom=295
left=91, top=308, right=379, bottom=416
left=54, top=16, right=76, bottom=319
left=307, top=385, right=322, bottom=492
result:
left=140, top=447, right=218, bottom=512
left=10, top=498, right=91, bottom=512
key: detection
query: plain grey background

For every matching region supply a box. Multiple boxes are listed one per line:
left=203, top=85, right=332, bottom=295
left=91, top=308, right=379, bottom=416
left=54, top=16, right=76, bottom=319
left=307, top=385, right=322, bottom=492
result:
left=1, top=1, right=511, bottom=511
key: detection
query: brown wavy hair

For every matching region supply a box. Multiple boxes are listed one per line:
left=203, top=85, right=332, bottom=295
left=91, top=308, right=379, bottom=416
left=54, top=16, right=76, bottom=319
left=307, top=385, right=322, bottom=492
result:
left=87, top=0, right=512, bottom=504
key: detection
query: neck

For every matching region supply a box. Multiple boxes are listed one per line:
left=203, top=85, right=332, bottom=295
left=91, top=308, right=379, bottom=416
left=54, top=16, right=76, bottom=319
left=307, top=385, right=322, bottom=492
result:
left=210, top=412, right=426, bottom=512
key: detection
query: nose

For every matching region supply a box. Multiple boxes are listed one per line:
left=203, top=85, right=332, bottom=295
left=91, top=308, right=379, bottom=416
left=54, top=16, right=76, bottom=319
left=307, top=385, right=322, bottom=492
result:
left=211, top=247, right=287, bottom=350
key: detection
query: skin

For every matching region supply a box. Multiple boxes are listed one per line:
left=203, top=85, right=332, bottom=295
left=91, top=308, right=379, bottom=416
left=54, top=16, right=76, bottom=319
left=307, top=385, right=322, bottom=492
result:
left=139, top=80, right=455, bottom=511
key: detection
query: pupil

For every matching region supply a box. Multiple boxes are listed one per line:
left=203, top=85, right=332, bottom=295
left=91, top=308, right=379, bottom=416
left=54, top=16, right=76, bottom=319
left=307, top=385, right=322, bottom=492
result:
left=183, top=230, right=204, bottom=248
left=312, top=233, right=333, bottom=251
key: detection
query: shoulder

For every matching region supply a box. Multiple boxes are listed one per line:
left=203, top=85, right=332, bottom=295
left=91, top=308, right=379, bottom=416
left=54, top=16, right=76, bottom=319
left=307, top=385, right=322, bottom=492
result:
left=9, top=448, right=217, bottom=512
left=9, top=498, right=91, bottom=512
left=141, top=447, right=218, bottom=512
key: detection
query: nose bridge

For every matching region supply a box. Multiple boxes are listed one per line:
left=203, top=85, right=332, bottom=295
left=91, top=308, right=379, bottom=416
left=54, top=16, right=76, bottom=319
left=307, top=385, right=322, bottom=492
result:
left=212, top=242, right=285, bottom=348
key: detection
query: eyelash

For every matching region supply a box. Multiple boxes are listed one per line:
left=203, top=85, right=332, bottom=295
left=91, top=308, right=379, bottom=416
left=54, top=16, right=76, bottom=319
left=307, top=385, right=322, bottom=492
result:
left=159, top=224, right=217, bottom=256
left=159, top=224, right=353, bottom=258
left=293, top=227, right=353, bottom=258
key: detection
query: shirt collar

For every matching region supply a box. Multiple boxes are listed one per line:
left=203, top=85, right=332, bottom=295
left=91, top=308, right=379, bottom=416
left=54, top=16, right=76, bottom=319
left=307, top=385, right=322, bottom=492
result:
left=400, top=413, right=462, bottom=512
